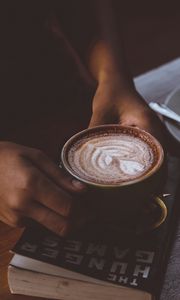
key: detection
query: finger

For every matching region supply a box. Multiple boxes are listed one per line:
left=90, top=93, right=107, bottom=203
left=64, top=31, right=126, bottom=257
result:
left=1, top=207, right=27, bottom=228
left=29, top=166, right=74, bottom=218
left=27, top=201, right=71, bottom=236
left=89, top=109, right=118, bottom=128
left=89, top=112, right=106, bottom=128
left=24, top=147, right=86, bottom=194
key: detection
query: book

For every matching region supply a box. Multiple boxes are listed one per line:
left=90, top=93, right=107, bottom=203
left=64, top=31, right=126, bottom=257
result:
left=7, top=155, right=180, bottom=300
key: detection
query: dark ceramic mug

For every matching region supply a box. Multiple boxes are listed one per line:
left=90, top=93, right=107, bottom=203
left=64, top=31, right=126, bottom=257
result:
left=61, top=125, right=167, bottom=231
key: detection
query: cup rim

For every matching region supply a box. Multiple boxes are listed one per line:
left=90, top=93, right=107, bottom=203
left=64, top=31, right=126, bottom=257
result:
left=61, top=124, right=164, bottom=188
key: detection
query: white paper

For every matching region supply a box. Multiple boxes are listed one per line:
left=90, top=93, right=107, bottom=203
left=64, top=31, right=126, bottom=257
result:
left=134, top=58, right=180, bottom=103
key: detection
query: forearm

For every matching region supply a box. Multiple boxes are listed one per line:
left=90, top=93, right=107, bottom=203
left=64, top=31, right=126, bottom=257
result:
left=88, top=40, right=134, bottom=91
left=53, top=0, right=134, bottom=94
left=87, top=0, right=135, bottom=97
left=85, top=1, right=165, bottom=147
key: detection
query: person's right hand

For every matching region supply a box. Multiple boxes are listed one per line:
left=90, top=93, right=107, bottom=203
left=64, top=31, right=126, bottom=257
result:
left=0, top=142, right=87, bottom=236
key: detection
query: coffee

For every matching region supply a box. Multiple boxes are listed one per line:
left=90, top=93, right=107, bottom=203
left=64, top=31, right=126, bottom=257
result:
left=61, top=125, right=166, bottom=230
left=62, top=125, right=163, bottom=187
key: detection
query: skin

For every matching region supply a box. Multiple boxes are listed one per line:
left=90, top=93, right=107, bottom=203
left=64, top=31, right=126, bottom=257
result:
left=88, top=0, right=165, bottom=145
left=0, top=5, right=165, bottom=236
left=88, top=42, right=165, bottom=146
left=0, top=142, right=90, bottom=235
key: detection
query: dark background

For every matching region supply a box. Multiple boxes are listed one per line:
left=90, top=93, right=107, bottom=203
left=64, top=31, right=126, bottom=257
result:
left=0, top=1, right=180, bottom=158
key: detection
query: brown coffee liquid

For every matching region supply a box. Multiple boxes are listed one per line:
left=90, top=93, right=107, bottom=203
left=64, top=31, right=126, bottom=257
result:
left=67, top=132, right=155, bottom=185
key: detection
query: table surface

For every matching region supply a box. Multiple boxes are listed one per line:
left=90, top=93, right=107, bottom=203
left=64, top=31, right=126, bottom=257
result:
left=0, top=224, right=52, bottom=300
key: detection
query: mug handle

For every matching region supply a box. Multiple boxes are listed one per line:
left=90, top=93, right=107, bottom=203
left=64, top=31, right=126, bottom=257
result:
left=135, top=196, right=168, bottom=235
left=149, top=196, right=168, bottom=230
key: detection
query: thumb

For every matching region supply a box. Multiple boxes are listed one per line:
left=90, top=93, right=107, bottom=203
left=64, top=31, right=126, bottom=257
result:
left=88, top=111, right=107, bottom=128
left=89, top=109, right=119, bottom=128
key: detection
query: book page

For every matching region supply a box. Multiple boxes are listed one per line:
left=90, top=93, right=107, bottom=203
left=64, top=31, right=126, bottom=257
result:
left=134, top=58, right=180, bottom=103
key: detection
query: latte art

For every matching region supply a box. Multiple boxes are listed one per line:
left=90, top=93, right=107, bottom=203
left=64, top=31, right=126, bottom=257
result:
left=67, top=133, right=154, bottom=185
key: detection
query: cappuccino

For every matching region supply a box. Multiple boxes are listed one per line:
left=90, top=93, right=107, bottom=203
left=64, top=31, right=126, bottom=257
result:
left=62, top=125, right=162, bottom=186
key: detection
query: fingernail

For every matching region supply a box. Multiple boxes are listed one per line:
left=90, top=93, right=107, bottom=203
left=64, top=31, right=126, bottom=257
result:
left=72, top=179, right=86, bottom=191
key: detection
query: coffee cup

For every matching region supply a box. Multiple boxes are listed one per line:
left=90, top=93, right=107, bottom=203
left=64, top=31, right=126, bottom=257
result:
left=61, top=125, right=166, bottom=231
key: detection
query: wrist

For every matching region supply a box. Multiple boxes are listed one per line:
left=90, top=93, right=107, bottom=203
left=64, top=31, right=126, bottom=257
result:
left=97, top=76, right=138, bottom=105
left=98, top=67, right=135, bottom=98
left=96, top=80, right=150, bottom=119
left=89, top=40, right=134, bottom=90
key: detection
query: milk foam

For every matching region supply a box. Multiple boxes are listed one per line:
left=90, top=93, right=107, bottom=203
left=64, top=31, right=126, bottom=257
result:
left=68, top=133, right=154, bottom=184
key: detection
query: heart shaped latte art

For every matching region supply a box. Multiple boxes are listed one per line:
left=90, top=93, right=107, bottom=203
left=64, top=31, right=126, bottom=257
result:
left=67, top=133, right=154, bottom=185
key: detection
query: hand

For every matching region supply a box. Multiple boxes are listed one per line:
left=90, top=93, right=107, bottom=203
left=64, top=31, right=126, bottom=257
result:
left=0, top=142, right=88, bottom=236
left=89, top=81, right=166, bottom=147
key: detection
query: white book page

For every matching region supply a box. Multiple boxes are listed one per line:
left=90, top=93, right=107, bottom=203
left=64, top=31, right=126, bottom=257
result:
left=134, top=58, right=180, bottom=103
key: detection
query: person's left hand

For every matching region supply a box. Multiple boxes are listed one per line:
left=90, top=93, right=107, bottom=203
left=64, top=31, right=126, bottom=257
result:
left=89, top=80, right=166, bottom=148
